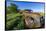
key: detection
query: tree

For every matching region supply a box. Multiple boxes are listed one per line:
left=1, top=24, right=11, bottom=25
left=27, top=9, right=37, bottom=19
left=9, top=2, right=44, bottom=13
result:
left=7, top=3, right=18, bottom=14
left=24, top=9, right=33, bottom=13
left=6, top=3, right=25, bottom=30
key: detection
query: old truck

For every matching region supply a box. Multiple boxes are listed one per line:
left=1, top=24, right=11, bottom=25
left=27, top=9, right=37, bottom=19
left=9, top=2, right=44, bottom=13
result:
left=19, top=10, right=45, bottom=28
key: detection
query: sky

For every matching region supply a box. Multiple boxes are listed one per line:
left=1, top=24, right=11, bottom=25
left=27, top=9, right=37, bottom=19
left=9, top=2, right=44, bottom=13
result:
left=6, top=1, right=45, bottom=12
left=6, top=0, right=44, bottom=2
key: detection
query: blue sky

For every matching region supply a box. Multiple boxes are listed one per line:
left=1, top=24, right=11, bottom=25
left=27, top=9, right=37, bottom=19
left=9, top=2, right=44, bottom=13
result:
left=6, top=1, right=45, bottom=12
